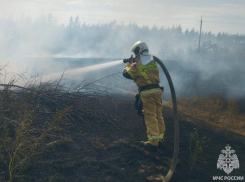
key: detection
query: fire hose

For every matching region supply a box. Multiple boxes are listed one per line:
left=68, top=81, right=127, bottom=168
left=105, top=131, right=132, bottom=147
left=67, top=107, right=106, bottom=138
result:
left=123, top=56, right=179, bottom=182
left=153, top=56, right=179, bottom=182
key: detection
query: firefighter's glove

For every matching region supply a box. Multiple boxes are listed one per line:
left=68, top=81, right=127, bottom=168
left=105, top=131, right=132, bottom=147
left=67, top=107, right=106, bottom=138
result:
left=125, top=62, right=131, bottom=67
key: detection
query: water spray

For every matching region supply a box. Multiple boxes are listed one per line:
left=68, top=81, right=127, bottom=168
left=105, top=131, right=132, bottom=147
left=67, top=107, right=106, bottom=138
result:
left=123, top=56, right=179, bottom=182
left=41, top=60, right=123, bottom=82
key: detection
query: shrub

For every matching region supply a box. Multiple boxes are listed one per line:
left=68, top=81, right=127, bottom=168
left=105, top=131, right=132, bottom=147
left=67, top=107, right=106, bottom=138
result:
left=189, top=128, right=209, bottom=174
left=0, top=83, right=72, bottom=182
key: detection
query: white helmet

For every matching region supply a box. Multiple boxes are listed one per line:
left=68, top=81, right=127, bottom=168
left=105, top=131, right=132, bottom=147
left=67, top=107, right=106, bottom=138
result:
left=131, top=41, right=148, bottom=56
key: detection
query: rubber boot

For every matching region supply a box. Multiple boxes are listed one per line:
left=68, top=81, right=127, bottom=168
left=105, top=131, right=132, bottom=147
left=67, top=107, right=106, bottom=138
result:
left=158, top=133, right=165, bottom=149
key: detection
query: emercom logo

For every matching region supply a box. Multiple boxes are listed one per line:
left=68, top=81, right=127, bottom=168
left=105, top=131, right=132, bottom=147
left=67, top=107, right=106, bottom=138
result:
left=213, top=144, right=244, bottom=181
left=217, top=144, right=239, bottom=174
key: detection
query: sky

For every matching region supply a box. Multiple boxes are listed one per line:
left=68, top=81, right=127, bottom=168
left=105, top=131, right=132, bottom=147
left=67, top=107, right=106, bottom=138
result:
left=0, top=0, right=245, bottom=34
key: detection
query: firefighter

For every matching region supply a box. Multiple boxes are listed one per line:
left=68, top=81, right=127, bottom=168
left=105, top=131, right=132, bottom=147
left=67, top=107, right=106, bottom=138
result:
left=123, top=41, right=166, bottom=151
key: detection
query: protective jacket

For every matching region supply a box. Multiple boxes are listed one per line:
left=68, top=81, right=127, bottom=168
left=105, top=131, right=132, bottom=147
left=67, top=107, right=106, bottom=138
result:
left=123, top=52, right=160, bottom=88
left=123, top=52, right=166, bottom=146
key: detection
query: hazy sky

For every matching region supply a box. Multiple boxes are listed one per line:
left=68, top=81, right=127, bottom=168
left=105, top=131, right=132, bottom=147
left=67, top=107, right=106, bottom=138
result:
left=1, top=0, right=245, bottom=34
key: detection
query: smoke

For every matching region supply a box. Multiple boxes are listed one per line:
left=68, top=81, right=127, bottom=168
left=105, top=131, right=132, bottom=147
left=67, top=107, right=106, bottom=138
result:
left=0, top=15, right=245, bottom=100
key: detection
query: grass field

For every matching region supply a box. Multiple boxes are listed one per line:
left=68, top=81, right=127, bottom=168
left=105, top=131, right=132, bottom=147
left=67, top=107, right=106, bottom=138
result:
left=0, top=83, right=244, bottom=182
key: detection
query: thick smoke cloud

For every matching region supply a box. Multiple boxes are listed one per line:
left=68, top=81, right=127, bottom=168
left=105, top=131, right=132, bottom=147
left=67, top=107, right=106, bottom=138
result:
left=0, top=15, right=245, bottom=100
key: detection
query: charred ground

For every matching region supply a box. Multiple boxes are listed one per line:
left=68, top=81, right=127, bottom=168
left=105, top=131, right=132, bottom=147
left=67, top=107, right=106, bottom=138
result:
left=0, top=83, right=245, bottom=182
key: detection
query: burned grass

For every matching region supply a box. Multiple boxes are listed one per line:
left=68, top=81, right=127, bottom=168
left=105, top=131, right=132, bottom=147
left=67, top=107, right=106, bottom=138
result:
left=0, top=82, right=245, bottom=182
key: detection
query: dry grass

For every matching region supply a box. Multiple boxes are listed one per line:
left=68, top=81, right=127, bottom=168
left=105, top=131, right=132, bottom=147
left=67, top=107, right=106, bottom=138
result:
left=176, top=95, right=245, bottom=136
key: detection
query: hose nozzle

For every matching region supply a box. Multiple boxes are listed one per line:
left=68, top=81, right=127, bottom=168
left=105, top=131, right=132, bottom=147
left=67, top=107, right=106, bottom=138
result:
left=123, top=55, right=135, bottom=63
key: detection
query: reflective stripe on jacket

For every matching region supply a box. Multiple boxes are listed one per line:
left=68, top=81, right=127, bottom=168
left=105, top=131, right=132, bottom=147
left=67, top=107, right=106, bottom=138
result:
left=140, top=88, right=161, bottom=96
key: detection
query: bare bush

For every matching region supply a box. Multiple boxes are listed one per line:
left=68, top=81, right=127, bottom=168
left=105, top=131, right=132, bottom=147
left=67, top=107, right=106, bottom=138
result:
left=0, top=82, right=75, bottom=181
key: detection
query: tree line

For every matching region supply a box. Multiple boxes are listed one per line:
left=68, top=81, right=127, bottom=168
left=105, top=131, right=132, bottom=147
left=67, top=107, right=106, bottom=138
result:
left=0, top=15, right=245, bottom=60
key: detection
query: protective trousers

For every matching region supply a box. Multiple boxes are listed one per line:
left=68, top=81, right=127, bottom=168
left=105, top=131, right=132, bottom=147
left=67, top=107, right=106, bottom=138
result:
left=140, top=89, right=166, bottom=146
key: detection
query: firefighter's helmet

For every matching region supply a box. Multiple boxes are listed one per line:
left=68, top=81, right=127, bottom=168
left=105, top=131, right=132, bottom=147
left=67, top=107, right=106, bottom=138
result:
left=131, top=41, right=148, bottom=56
